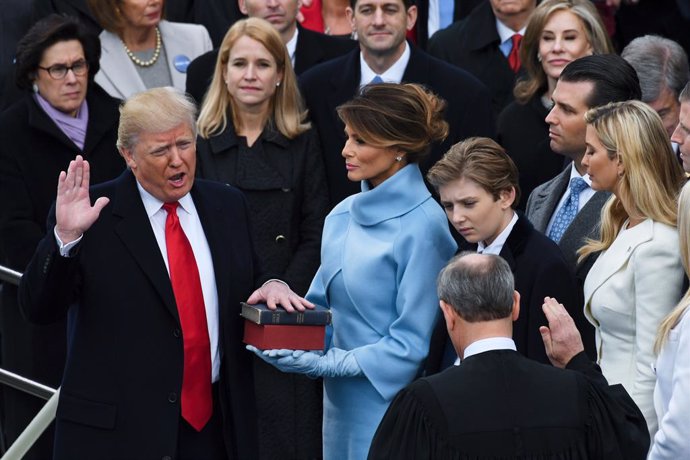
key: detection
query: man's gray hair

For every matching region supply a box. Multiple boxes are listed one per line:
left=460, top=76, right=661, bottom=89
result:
left=436, top=252, right=515, bottom=323
left=622, top=35, right=690, bottom=103
left=116, top=86, right=198, bottom=153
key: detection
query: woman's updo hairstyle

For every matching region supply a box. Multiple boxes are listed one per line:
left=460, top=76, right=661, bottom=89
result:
left=336, top=83, right=448, bottom=164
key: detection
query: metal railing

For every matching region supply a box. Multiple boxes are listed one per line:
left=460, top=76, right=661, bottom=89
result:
left=0, top=263, right=59, bottom=460
left=0, top=265, right=21, bottom=286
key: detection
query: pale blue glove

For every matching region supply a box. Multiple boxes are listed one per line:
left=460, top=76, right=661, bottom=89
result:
left=247, top=345, right=362, bottom=378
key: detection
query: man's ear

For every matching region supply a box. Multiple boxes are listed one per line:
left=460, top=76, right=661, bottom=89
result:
left=238, top=0, right=248, bottom=15
left=405, top=4, right=418, bottom=31
left=511, top=291, right=520, bottom=322
left=120, top=147, right=136, bottom=170
left=498, top=187, right=516, bottom=210
left=440, top=300, right=456, bottom=331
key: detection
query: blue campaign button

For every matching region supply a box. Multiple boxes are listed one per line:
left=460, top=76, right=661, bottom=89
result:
left=173, top=55, right=191, bottom=73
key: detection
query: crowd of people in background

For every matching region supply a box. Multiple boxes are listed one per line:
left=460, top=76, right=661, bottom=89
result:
left=1, top=0, right=690, bottom=459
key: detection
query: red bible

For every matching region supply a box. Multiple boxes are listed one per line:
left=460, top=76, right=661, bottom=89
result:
left=241, top=303, right=331, bottom=350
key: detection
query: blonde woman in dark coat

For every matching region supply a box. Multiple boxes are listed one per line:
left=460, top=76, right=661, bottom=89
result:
left=196, top=18, right=328, bottom=459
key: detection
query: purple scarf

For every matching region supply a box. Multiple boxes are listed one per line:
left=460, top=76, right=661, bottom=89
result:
left=35, top=93, right=89, bottom=151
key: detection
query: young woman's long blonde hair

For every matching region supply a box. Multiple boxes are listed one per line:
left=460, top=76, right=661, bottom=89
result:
left=655, top=181, right=690, bottom=353
left=197, top=17, right=309, bottom=139
left=578, top=100, right=684, bottom=261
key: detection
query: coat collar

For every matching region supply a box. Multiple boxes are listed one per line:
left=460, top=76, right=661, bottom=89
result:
left=97, top=20, right=187, bottom=99
left=463, top=1, right=501, bottom=52
left=25, top=84, right=118, bottom=154
left=207, top=121, right=289, bottom=153
left=348, top=164, right=430, bottom=226
left=109, top=170, right=230, bottom=323
left=584, top=218, right=655, bottom=304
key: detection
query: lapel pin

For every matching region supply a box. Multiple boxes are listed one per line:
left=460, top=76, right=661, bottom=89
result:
left=173, top=55, right=191, bottom=73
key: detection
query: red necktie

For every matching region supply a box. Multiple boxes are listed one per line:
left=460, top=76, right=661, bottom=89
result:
left=163, top=202, right=212, bottom=432
left=508, top=34, right=523, bottom=73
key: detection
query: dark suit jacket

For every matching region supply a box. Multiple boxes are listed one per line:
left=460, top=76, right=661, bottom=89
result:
left=525, top=163, right=610, bottom=285
left=298, top=45, right=495, bottom=207
left=19, top=172, right=261, bottom=460
left=371, top=350, right=650, bottom=459
left=427, top=0, right=522, bottom=117
left=185, top=25, right=357, bottom=103
left=497, top=95, right=568, bottom=211
left=425, top=213, right=589, bottom=373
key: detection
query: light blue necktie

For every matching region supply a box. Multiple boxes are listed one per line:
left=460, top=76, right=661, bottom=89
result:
left=370, top=75, right=383, bottom=84
left=548, top=177, right=588, bottom=243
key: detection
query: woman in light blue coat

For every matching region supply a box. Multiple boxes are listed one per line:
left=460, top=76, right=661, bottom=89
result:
left=252, top=83, right=457, bottom=459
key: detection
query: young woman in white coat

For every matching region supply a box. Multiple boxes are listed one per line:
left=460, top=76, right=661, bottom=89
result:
left=649, top=180, right=690, bottom=459
left=577, top=100, right=685, bottom=436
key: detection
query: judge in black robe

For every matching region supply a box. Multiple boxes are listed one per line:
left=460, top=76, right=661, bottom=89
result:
left=368, top=254, right=649, bottom=460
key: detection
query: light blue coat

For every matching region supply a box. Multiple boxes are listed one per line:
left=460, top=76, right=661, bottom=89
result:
left=306, top=164, right=456, bottom=460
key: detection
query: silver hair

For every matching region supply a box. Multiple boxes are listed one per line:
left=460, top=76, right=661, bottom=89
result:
left=116, top=86, right=198, bottom=153
left=622, top=35, right=690, bottom=103
left=436, top=252, right=515, bottom=323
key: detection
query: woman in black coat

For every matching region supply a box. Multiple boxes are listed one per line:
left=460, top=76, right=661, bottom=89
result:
left=497, top=0, right=613, bottom=208
left=0, top=15, right=124, bottom=459
left=196, top=19, right=328, bottom=460
left=425, top=137, right=589, bottom=373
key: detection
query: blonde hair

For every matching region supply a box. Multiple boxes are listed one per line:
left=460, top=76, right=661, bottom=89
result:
left=117, top=87, right=197, bottom=153
left=514, top=0, right=613, bottom=104
left=197, top=18, right=309, bottom=139
left=336, top=83, right=448, bottom=164
left=578, top=100, right=684, bottom=260
left=655, top=181, right=690, bottom=353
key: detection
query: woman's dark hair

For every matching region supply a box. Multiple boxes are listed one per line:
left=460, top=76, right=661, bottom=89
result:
left=15, top=14, right=101, bottom=90
left=337, top=83, right=449, bottom=164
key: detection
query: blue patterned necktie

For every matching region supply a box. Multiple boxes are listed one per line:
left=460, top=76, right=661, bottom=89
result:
left=548, top=177, right=588, bottom=243
left=370, top=75, right=383, bottom=84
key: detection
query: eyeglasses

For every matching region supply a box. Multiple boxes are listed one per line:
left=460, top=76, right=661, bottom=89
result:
left=37, top=60, right=89, bottom=80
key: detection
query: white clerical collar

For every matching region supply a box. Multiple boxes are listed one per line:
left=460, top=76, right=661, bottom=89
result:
left=477, top=211, right=518, bottom=255
left=463, top=337, right=516, bottom=360
left=136, top=180, right=194, bottom=218
left=495, top=18, right=526, bottom=44
left=285, top=27, right=298, bottom=68
left=568, top=162, right=592, bottom=187
left=359, top=41, right=411, bottom=86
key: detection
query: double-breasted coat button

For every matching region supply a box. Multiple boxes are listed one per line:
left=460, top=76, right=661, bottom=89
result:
left=275, top=235, right=286, bottom=243
left=162, top=456, right=172, bottom=460
left=281, top=187, right=291, bottom=192
left=173, top=328, right=181, bottom=338
left=168, top=392, right=177, bottom=403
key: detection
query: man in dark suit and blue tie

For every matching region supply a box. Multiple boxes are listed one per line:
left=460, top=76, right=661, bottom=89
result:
left=526, top=55, right=642, bottom=282
left=18, top=87, right=311, bottom=460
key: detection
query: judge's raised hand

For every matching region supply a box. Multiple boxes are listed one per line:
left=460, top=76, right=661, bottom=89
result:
left=55, top=155, right=110, bottom=244
left=539, top=296, right=585, bottom=369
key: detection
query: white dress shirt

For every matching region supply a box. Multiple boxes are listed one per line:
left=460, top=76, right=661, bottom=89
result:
left=477, top=211, right=518, bottom=255
left=286, top=27, right=298, bottom=68
left=359, top=42, right=411, bottom=86
left=464, top=337, right=517, bottom=360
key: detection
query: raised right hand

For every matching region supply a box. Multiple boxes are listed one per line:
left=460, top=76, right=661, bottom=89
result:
left=55, top=155, right=110, bottom=244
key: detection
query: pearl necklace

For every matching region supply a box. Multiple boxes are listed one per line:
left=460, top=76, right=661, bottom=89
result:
left=122, top=27, right=161, bottom=67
